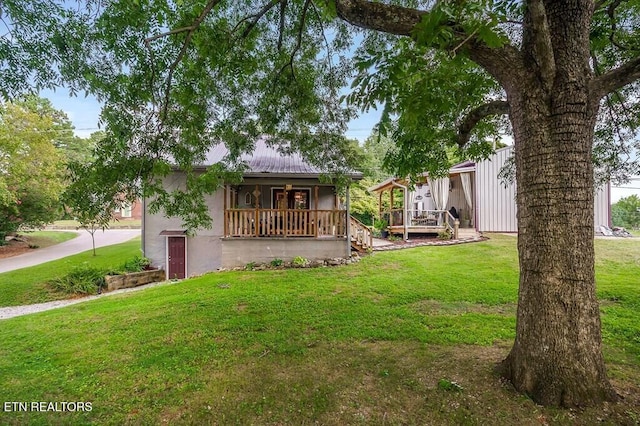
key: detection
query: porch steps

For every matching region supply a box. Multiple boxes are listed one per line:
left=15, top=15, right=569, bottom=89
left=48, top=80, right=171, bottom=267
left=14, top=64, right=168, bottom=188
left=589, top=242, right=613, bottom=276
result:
left=457, top=228, right=480, bottom=240
left=349, top=216, right=373, bottom=252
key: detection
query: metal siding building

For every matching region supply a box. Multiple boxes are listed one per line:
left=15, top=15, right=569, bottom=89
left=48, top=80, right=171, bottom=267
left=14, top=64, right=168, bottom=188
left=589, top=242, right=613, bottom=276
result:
left=476, top=146, right=518, bottom=232
left=594, top=184, right=612, bottom=229
left=474, top=145, right=611, bottom=232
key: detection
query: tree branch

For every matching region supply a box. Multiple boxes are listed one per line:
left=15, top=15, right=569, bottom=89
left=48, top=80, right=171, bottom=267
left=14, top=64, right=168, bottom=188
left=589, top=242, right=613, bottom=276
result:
left=594, top=0, right=627, bottom=14
left=335, top=0, right=522, bottom=88
left=277, top=0, right=311, bottom=79
left=606, top=0, right=630, bottom=51
left=277, top=0, right=287, bottom=50
left=335, top=0, right=426, bottom=36
left=591, top=55, right=640, bottom=100
left=231, top=0, right=283, bottom=39
left=457, top=100, right=510, bottom=148
left=145, top=26, right=198, bottom=44
left=524, top=0, right=555, bottom=91
left=160, top=0, right=221, bottom=121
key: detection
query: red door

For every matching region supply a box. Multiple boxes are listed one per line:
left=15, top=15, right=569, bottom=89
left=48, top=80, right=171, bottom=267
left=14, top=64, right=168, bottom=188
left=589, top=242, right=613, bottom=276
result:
left=167, top=237, right=186, bottom=279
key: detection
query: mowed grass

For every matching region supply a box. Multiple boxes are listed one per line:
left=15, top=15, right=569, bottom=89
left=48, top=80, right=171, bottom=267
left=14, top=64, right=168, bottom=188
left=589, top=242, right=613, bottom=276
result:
left=0, top=235, right=638, bottom=425
left=21, top=230, right=78, bottom=247
left=52, top=219, right=141, bottom=229
left=0, top=238, right=142, bottom=307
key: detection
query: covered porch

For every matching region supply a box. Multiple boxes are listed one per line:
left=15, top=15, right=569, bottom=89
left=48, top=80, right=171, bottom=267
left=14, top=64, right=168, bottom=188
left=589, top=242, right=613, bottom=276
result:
left=223, top=181, right=347, bottom=238
left=224, top=208, right=347, bottom=238
left=370, top=167, right=476, bottom=240
left=222, top=180, right=372, bottom=251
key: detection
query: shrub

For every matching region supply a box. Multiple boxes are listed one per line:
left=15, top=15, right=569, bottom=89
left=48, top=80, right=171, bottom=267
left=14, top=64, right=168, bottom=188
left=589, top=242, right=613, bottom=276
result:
left=121, top=255, right=151, bottom=273
left=245, top=262, right=256, bottom=271
left=270, top=258, right=284, bottom=267
left=437, top=229, right=452, bottom=240
left=374, top=218, right=388, bottom=231
left=49, top=263, right=107, bottom=294
left=292, top=256, right=308, bottom=267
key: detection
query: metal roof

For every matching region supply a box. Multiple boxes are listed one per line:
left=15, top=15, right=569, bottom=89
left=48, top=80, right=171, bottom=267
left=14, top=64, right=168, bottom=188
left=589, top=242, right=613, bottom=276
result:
left=369, top=161, right=477, bottom=193
left=450, top=160, right=476, bottom=170
left=201, top=136, right=361, bottom=178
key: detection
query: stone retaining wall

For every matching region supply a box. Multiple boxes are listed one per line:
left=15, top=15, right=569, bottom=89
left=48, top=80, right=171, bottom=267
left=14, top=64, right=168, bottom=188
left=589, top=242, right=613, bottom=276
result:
left=105, top=269, right=165, bottom=291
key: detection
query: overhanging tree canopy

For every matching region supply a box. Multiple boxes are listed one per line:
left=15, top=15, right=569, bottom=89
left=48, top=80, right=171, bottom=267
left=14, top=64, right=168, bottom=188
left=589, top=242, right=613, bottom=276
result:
left=3, top=0, right=640, bottom=407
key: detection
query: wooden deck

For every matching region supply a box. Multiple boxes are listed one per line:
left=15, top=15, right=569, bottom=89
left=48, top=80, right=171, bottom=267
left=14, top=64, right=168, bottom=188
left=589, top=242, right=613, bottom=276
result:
left=384, top=209, right=456, bottom=236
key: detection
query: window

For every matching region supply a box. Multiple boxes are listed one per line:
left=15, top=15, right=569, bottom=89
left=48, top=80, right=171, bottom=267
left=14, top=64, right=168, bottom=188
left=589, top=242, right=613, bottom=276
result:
left=272, top=188, right=310, bottom=209
left=121, top=203, right=132, bottom=218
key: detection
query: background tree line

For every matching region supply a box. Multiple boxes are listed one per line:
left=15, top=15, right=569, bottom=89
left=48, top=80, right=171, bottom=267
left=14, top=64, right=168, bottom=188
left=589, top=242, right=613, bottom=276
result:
left=612, top=195, right=640, bottom=230
left=0, top=96, right=103, bottom=242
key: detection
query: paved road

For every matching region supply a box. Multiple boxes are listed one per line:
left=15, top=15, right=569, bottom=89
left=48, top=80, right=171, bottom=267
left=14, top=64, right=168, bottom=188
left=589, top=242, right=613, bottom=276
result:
left=0, top=229, right=141, bottom=273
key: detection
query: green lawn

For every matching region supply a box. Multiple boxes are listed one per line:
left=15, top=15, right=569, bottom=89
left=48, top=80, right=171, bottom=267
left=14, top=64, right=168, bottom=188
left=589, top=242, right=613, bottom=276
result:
left=21, top=230, right=78, bottom=247
left=0, top=238, right=142, bottom=307
left=0, top=235, right=638, bottom=425
left=52, top=219, right=141, bottom=229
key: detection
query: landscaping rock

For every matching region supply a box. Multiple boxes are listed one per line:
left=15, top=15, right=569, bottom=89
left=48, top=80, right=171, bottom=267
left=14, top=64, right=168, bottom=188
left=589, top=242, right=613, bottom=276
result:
left=105, top=269, right=165, bottom=291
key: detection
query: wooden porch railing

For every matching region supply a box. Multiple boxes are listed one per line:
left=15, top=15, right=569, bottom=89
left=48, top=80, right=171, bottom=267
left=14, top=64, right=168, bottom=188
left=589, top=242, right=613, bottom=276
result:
left=404, top=209, right=453, bottom=228
left=225, top=209, right=347, bottom=238
left=349, top=216, right=373, bottom=251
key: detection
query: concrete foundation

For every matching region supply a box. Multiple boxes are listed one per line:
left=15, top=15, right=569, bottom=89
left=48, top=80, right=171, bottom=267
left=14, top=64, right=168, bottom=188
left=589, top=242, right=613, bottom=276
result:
left=221, top=237, right=349, bottom=268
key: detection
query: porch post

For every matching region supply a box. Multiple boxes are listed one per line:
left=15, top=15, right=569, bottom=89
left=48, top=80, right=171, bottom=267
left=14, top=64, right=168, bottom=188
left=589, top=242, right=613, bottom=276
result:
left=254, top=184, right=259, bottom=237
left=389, top=188, right=394, bottom=226
left=284, top=187, right=288, bottom=238
left=314, top=185, right=319, bottom=238
left=345, top=185, right=351, bottom=255
left=223, top=185, right=228, bottom=237
left=403, top=186, right=408, bottom=241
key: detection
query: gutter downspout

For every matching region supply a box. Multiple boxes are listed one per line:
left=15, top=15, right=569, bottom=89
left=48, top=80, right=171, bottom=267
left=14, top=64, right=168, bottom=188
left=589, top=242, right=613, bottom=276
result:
left=390, top=181, right=408, bottom=241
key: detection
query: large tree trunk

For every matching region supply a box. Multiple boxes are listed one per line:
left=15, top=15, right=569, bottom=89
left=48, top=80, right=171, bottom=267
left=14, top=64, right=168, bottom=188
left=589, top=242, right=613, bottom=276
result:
left=497, top=1, right=618, bottom=407
left=335, top=0, right=632, bottom=407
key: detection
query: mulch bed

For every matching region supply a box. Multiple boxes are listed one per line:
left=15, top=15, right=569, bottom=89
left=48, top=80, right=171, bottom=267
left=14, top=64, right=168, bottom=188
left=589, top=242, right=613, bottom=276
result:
left=0, top=236, right=34, bottom=259
left=374, top=233, right=487, bottom=251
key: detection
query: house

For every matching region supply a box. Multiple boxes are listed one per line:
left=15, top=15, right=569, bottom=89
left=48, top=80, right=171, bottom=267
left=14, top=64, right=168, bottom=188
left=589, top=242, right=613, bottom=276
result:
left=142, top=138, right=368, bottom=279
left=370, top=145, right=611, bottom=239
left=113, top=200, right=142, bottom=221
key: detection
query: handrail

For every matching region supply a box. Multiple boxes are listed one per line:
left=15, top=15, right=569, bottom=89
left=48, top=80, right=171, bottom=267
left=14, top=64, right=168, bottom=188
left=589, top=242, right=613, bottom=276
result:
left=403, top=209, right=450, bottom=227
left=349, top=215, right=373, bottom=250
left=444, top=211, right=460, bottom=239
left=444, top=211, right=456, bottom=233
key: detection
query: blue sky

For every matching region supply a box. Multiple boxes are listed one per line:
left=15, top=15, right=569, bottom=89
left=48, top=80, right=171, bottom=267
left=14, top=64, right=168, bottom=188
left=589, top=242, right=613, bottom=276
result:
left=42, top=88, right=381, bottom=142
left=44, top=89, right=639, bottom=203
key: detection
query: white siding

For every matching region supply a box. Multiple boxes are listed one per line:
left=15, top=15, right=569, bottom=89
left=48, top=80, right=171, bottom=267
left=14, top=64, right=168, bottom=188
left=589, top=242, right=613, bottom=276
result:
left=594, top=184, right=611, bottom=229
left=476, top=146, right=518, bottom=232
left=474, top=146, right=611, bottom=233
